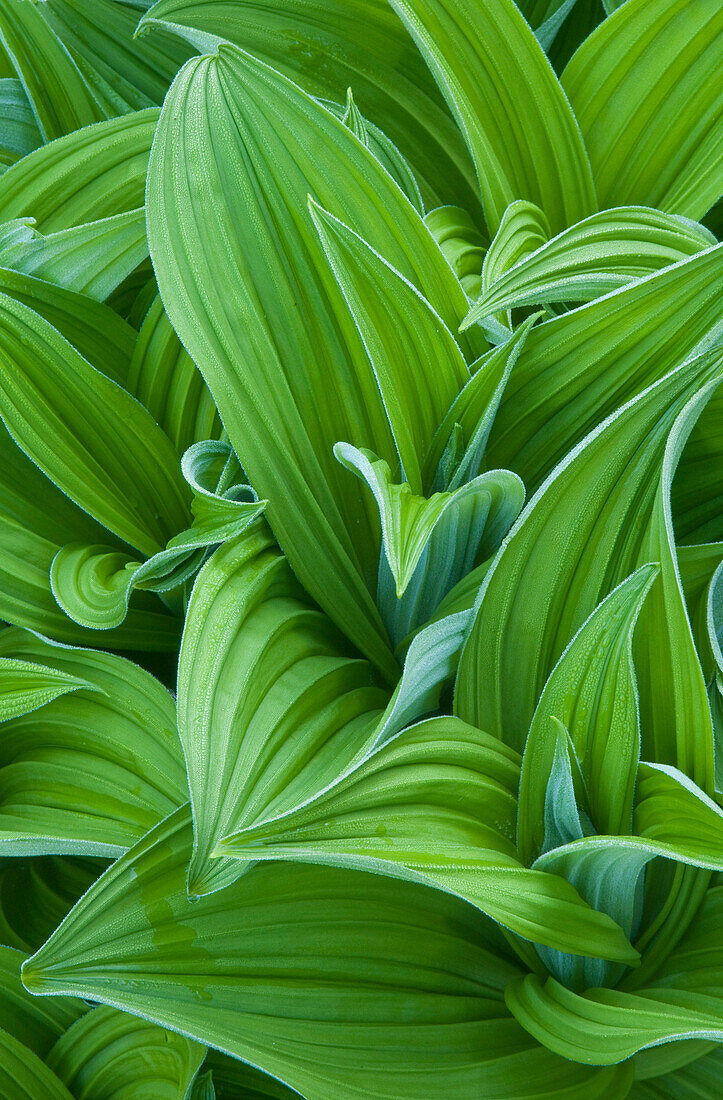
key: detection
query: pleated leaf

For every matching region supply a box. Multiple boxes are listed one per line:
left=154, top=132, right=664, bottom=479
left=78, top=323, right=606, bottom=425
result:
left=0, top=78, right=41, bottom=170
left=456, top=349, right=722, bottom=750
left=22, top=805, right=632, bottom=1100
left=562, top=0, right=723, bottom=219
left=0, top=629, right=187, bottom=855
left=387, top=0, right=597, bottom=234
left=517, top=565, right=658, bottom=865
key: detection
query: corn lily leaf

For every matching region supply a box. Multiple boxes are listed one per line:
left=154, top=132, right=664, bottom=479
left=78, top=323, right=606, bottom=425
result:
left=0, top=293, right=191, bottom=557
left=0, top=657, right=92, bottom=724
left=0, top=423, right=179, bottom=650
left=177, top=526, right=388, bottom=896
left=631, top=1047, right=723, bottom=1098
left=519, top=0, right=581, bottom=52
left=126, top=295, right=220, bottom=455
left=486, top=244, right=723, bottom=493
left=517, top=566, right=658, bottom=865
left=46, top=1005, right=206, bottom=1100
left=310, top=201, right=470, bottom=494
left=50, top=440, right=266, bottom=632
left=456, top=348, right=722, bottom=750
left=0, top=945, right=84, bottom=1056
left=0, top=0, right=105, bottom=141
left=561, top=0, right=723, bottom=220
left=202, top=1051, right=298, bottom=1100
left=0, top=78, right=41, bottom=170
left=634, top=377, right=722, bottom=788
left=0, top=856, right=103, bottom=953
left=330, top=88, right=425, bottom=216
left=672, top=382, right=723, bottom=547
left=137, top=0, right=479, bottom=213
left=0, top=629, right=187, bottom=855
left=425, top=315, right=539, bottom=493
left=335, top=443, right=523, bottom=642
left=147, top=45, right=478, bottom=677
left=0, top=209, right=148, bottom=302
left=464, top=206, right=715, bottom=327
left=505, top=884, right=723, bottom=1065
left=423, top=204, right=486, bottom=299
left=0, top=108, right=158, bottom=231
left=387, top=0, right=597, bottom=235
left=218, top=716, right=638, bottom=963
left=0, top=1028, right=75, bottom=1100
left=21, top=805, right=632, bottom=1099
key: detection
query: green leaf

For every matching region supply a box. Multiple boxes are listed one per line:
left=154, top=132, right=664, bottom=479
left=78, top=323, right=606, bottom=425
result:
left=0, top=422, right=179, bottom=650
left=0, top=208, right=149, bottom=302
left=561, top=0, right=723, bottom=220
left=423, top=204, right=486, bottom=298
left=0, top=856, right=103, bottom=953
left=0, top=629, right=187, bottom=855
left=126, top=294, right=220, bottom=455
left=0, top=0, right=105, bottom=141
left=505, top=885, right=723, bottom=1065
left=486, top=244, right=723, bottom=493
left=464, top=206, right=715, bottom=328
left=0, top=292, right=191, bottom=556
left=634, top=762, right=723, bottom=867
left=21, top=805, right=632, bottom=1099
left=335, top=442, right=522, bottom=598
left=46, top=1005, right=206, bottom=1100
left=147, top=44, right=478, bottom=676
left=517, top=565, right=658, bottom=865
left=137, top=0, right=479, bottom=213
left=0, top=1028, right=75, bottom=1100
left=631, top=1047, right=723, bottom=1098
left=177, top=528, right=388, bottom=896
left=456, top=348, right=722, bottom=751
left=310, top=200, right=470, bottom=494
left=387, top=0, right=597, bottom=234
left=0, top=108, right=159, bottom=231
left=0, top=78, right=41, bottom=170
left=0, top=944, right=84, bottom=1056
left=0, top=657, right=92, bottom=723
left=219, top=716, right=638, bottom=964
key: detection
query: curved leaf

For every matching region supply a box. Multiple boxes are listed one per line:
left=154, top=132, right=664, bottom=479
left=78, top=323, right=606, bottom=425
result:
left=0, top=856, right=103, bottom=953
left=0, top=629, right=187, bottom=855
left=46, top=1005, right=206, bottom=1100
left=387, top=0, right=597, bottom=234
left=456, top=349, right=722, bottom=750
left=22, top=805, right=630, bottom=1100
left=562, top=0, right=723, bottom=219
left=423, top=204, right=486, bottom=299
left=137, top=0, right=479, bottom=212
left=518, top=565, right=658, bottom=865
left=0, top=945, right=84, bottom=1056
left=0, top=78, right=41, bottom=170
left=0, top=1027, right=75, bottom=1100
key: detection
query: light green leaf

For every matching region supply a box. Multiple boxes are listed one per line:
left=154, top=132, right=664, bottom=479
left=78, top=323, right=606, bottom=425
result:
left=423, top=204, right=486, bottom=299
left=0, top=0, right=105, bottom=141
left=0, top=108, right=159, bottom=231
left=561, top=0, right=723, bottom=219
left=634, top=762, right=723, bottom=867
left=310, top=200, right=470, bottom=494
left=46, top=1005, right=206, bottom=1100
left=0, top=208, right=149, bottom=302
left=465, top=206, right=715, bottom=327
left=456, top=349, right=722, bottom=751
left=219, top=716, right=638, bottom=964
left=0, top=78, right=41, bottom=170
left=387, top=0, right=597, bottom=234
left=0, top=657, right=91, bottom=724
left=506, top=885, right=723, bottom=1065
left=0, top=629, right=187, bottom=855
left=137, top=0, right=479, bottom=213
left=335, top=442, right=522, bottom=599
left=517, top=566, right=658, bottom=864
left=21, top=805, right=631, bottom=1099
left=126, top=294, right=220, bottom=455
left=147, top=44, right=478, bottom=676
left=0, top=422, right=179, bottom=651
left=177, top=528, right=387, bottom=897
left=486, top=244, right=723, bottom=493
left=0, top=292, right=191, bottom=557
left=472, top=200, right=551, bottom=337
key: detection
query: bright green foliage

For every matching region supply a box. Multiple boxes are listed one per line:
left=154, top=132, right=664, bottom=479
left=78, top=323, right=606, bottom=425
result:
left=0, top=0, right=717, bottom=1097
